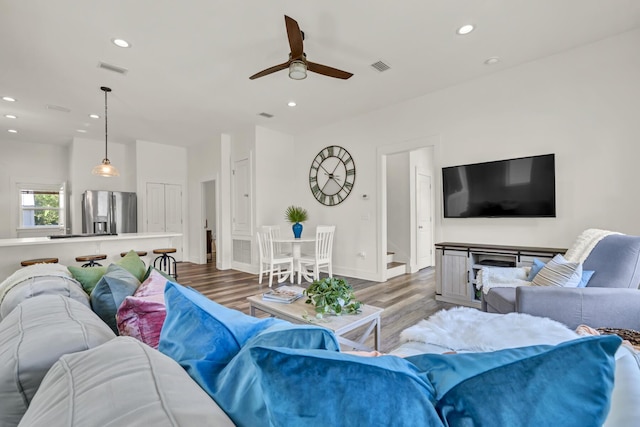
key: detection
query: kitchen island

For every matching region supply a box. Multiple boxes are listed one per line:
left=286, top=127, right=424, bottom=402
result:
left=0, top=232, right=182, bottom=280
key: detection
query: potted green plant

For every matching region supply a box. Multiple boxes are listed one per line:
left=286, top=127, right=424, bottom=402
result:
left=304, top=277, right=363, bottom=318
left=284, top=205, right=308, bottom=238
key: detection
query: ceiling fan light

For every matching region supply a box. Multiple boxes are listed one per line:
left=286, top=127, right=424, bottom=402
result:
left=289, top=61, right=307, bottom=80
left=92, top=158, right=120, bottom=177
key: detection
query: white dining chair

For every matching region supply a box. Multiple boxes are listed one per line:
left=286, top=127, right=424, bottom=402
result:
left=260, top=225, right=290, bottom=256
left=257, top=230, right=294, bottom=287
left=298, top=225, right=335, bottom=283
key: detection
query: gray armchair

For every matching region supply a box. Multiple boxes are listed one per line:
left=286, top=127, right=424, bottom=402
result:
left=483, top=234, right=640, bottom=329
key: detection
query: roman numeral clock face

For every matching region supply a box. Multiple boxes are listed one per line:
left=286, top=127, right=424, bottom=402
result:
left=309, top=145, right=356, bottom=206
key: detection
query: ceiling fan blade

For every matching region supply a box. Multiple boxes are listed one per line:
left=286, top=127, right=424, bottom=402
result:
left=249, top=61, right=291, bottom=80
left=284, top=15, right=304, bottom=59
left=307, top=61, right=353, bottom=80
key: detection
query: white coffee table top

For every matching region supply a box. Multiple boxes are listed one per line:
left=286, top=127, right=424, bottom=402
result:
left=248, top=287, right=383, bottom=350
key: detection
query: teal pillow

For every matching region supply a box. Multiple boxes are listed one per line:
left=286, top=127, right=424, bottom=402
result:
left=90, top=265, right=140, bottom=333
left=407, top=335, right=620, bottom=427
left=158, top=282, right=285, bottom=380
left=250, top=346, right=443, bottom=427
left=210, top=324, right=340, bottom=426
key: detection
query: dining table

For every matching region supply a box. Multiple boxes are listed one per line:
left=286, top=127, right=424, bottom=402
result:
left=272, top=236, right=316, bottom=284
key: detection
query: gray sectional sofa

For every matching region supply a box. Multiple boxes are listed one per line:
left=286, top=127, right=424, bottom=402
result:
left=1, top=261, right=639, bottom=426
left=483, top=233, right=640, bottom=329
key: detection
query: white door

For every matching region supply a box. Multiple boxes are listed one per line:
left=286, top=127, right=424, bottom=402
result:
left=164, top=184, right=182, bottom=233
left=146, top=183, right=182, bottom=233
left=232, top=158, right=250, bottom=234
left=146, top=183, right=165, bottom=232
left=416, top=172, right=433, bottom=269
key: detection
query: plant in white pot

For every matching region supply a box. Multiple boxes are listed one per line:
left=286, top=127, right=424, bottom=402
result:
left=284, top=205, right=308, bottom=238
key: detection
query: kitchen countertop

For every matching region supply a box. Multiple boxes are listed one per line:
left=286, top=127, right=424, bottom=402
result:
left=0, top=232, right=182, bottom=248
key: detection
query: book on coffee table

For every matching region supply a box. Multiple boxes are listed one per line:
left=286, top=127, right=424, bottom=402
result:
left=262, top=286, right=305, bottom=304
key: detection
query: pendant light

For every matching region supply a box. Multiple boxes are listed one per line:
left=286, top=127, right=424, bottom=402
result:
left=92, top=86, right=120, bottom=177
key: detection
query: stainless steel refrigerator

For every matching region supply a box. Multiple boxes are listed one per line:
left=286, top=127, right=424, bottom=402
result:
left=82, top=191, right=137, bottom=234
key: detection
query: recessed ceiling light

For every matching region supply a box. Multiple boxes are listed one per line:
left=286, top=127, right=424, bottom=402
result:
left=2, top=96, right=16, bottom=102
left=89, top=114, right=100, bottom=119
left=8, top=129, right=17, bottom=133
left=457, top=24, right=475, bottom=35
left=112, top=38, right=131, bottom=48
left=287, top=101, right=297, bottom=107
left=484, top=57, right=500, bottom=65
left=76, top=129, right=87, bottom=133
left=4, top=114, right=17, bottom=119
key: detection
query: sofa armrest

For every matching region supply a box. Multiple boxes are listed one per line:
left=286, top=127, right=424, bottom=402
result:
left=516, top=286, right=640, bottom=330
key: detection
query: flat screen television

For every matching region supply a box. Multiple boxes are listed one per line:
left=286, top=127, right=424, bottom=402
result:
left=442, top=154, right=556, bottom=218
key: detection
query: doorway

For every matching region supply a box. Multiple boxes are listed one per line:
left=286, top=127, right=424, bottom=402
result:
left=378, top=136, right=438, bottom=281
left=203, top=180, right=216, bottom=264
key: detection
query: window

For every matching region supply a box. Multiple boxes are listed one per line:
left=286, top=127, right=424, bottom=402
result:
left=18, top=183, right=65, bottom=228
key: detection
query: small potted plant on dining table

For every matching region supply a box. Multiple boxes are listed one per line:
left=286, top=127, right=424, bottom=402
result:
left=284, top=205, right=308, bottom=238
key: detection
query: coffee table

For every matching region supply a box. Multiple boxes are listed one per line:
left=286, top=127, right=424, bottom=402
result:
left=247, top=291, right=383, bottom=351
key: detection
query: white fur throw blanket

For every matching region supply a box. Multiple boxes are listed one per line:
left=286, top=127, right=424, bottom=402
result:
left=0, top=263, right=73, bottom=306
left=400, top=307, right=578, bottom=352
left=564, top=228, right=621, bottom=264
left=476, top=266, right=531, bottom=295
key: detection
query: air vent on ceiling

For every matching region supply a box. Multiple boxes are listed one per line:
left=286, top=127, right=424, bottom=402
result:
left=45, top=104, right=71, bottom=113
left=98, top=62, right=129, bottom=75
left=258, top=112, right=274, bottom=118
left=370, top=60, right=391, bottom=72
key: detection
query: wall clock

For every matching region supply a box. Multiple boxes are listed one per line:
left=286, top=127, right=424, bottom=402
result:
left=309, top=145, right=356, bottom=206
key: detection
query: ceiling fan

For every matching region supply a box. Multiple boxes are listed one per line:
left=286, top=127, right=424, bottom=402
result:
left=249, top=15, right=353, bottom=81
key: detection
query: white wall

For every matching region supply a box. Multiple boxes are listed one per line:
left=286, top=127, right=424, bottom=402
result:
left=290, top=28, right=640, bottom=280
left=254, top=126, right=296, bottom=231
left=69, top=137, right=136, bottom=233
left=0, top=140, right=69, bottom=238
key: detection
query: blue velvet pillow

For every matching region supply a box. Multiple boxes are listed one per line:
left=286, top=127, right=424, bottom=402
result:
left=158, top=282, right=285, bottom=380
left=90, top=264, right=140, bottom=333
left=250, top=346, right=443, bottom=427
left=210, top=323, right=340, bottom=426
left=527, top=258, right=546, bottom=281
left=407, top=335, right=620, bottom=427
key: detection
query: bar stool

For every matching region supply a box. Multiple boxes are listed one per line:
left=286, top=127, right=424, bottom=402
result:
left=75, top=254, right=107, bottom=267
left=120, top=251, right=148, bottom=258
left=20, top=257, right=59, bottom=267
left=153, top=248, right=178, bottom=279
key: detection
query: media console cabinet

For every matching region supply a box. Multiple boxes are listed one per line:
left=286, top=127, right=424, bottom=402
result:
left=435, top=242, right=567, bottom=308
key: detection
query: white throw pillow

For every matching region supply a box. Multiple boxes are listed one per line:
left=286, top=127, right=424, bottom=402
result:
left=531, top=254, right=583, bottom=288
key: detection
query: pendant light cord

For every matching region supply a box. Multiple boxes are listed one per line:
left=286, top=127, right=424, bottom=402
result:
left=104, top=88, right=108, bottom=160
left=100, top=86, right=112, bottom=161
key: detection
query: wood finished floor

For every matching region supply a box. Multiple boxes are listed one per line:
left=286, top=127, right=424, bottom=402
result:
left=176, top=259, right=455, bottom=353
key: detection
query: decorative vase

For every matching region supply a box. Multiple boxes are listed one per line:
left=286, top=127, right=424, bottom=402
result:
left=292, top=222, right=303, bottom=238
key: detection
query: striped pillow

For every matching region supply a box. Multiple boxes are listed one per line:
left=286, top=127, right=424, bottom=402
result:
left=531, top=254, right=583, bottom=288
